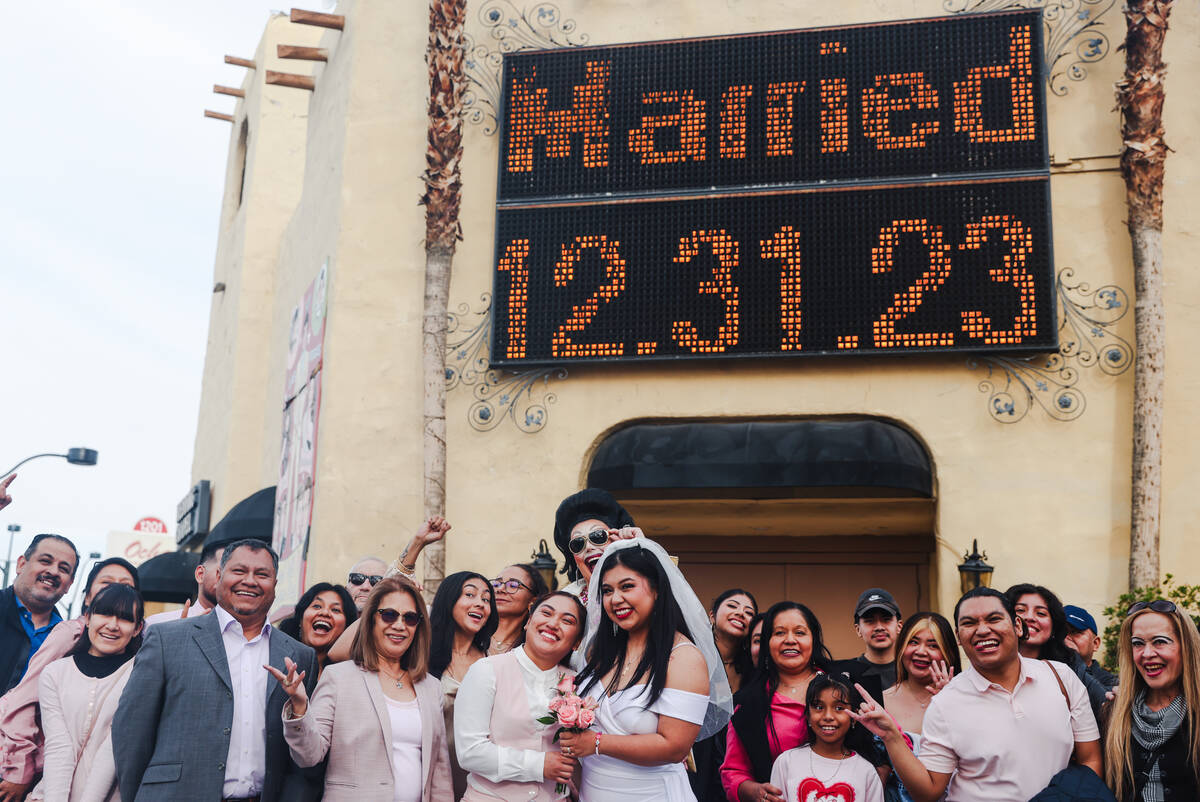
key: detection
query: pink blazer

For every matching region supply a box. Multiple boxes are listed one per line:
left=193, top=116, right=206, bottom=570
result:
left=283, top=660, right=452, bottom=802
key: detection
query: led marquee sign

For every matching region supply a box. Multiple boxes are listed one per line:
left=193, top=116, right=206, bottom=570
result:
left=491, top=10, right=1054, bottom=366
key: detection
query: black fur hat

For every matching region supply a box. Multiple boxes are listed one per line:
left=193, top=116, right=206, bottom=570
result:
left=553, top=488, right=634, bottom=582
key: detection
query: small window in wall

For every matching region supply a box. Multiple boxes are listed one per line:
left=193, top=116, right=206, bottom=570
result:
left=236, top=119, right=249, bottom=208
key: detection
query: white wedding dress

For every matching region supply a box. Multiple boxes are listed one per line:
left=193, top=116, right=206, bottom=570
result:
left=578, top=681, right=709, bottom=801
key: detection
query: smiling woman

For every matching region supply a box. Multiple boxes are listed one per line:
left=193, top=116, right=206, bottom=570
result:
left=278, top=582, right=358, bottom=675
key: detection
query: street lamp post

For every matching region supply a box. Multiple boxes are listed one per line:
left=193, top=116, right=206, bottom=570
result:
left=3, top=524, right=19, bottom=587
left=1, top=448, right=99, bottom=478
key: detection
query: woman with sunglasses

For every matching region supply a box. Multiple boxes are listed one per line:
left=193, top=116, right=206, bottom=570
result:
left=1104, top=599, right=1200, bottom=801
left=490, top=564, right=550, bottom=656
left=271, top=576, right=452, bottom=801
left=455, top=591, right=587, bottom=801
left=553, top=488, right=643, bottom=603
left=428, top=571, right=500, bottom=798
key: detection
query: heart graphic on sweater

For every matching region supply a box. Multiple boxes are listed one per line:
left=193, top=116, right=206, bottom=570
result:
left=797, top=777, right=856, bottom=802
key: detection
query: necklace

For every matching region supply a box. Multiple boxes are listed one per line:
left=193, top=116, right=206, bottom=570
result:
left=903, top=681, right=932, bottom=709
left=379, top=666, right=407, bottom=689
left=808, top=745, right=849, bottom=786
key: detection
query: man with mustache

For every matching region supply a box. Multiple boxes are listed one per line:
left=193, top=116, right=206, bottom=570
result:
left=0, top=534, right=78, bottom=695
left=852, top=587, right=1103, bottom=802
left=113, top=539, right=318, bottom=802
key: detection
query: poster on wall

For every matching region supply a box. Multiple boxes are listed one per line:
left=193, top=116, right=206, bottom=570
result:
left=273, top=262, right=328, bottom=608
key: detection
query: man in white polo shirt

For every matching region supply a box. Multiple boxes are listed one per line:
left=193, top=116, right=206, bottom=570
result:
left=853, top=586, right=1102, bottom=802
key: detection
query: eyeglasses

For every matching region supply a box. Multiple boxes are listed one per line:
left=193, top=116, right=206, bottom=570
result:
left=568, top=529, right=612, bottom=555
left=492, top=578, right=533, bottom=593
left=1126, top=599, right=1176, bottom=617
left=377, top=608, right=421, bottom=627
left=348, top=573, right=383, bottom=587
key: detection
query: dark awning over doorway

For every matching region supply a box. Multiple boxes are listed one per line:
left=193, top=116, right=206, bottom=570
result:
left=202, top=486, right=276, bottom=553
left=587, top=420, right=932, bottom=497
left=138, top=550, right=200, bottom=604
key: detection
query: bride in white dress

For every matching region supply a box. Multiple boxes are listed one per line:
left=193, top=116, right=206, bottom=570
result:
left=559, top=538, right=732, bottom=801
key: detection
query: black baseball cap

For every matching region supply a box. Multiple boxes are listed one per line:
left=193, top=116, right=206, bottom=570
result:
left=855, top=588, right=901, bottom=621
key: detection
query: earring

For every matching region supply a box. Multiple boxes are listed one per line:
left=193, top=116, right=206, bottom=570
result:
left=612, top=620, right=618, bottom=636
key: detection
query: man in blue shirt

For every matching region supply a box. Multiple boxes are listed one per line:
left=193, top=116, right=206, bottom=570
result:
left=0, top=533, right=78, bottom=694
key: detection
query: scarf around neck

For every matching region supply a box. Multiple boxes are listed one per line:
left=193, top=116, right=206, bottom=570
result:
left=1132, top=689, right=1186, bottom=802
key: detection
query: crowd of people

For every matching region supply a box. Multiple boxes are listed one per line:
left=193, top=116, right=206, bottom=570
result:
left=0, top=484, right=1197, bottom=802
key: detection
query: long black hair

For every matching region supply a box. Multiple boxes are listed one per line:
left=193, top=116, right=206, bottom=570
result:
left=278, top=582, right=358, bottom=646
left=1005, top=582, right=1074, bottom=663
left=711, top=588, right=758, bottom=682
left=429, top=571, right=499, bottom=679
left=69, top=583, right=145, bottom=657
left=576, top=544, right=692, bottom=709
left=731, top=601, right=834, bottom=782
left=799, top=673, right=877, bottom=756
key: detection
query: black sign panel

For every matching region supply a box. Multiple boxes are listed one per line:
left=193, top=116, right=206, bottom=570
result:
left=498, top=11, right=1046, bottom=201
left=491, top=179, right=1054, bottom=365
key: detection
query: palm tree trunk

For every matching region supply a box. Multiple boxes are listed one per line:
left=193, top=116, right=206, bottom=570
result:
left=420, top=0, right=466, bottom=596
left=1118, top=0, right=1173, bottom=589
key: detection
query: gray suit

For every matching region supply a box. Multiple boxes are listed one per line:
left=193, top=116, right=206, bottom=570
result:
left=112, top=610, right=318, bottom=802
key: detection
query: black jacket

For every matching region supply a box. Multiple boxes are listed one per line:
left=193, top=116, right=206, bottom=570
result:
left=1128, top=724, right=1198, bottom=802
left=0, top=586, right=33, bottom=694
left=1028, top=765, right=1116, bottom=802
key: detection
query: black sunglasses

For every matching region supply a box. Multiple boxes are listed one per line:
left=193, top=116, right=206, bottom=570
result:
left=568, top=529, right=612, bottom=555
left=377, top=608, right=421, bottom=627
left=1127, top=599, right=1176, bottom=617
left=348, top=573, right=383, bottom=587
left=492, top=578, right=533, bottom=593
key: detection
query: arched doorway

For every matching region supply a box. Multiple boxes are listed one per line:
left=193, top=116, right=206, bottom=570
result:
left=587, top=419, right=936, bottom=659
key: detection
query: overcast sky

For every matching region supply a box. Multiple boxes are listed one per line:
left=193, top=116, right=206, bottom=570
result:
left=0, top=1, right=335, bottom=584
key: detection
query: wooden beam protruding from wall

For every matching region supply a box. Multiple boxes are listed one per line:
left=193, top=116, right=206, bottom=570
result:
left=213, top=84, right=246, bottom=98
left=204, top=110, right=235, bottom=122
left=278, top=44, right=329, bottom=62
left=265, top=70, right=316, bottom=91
left=290, top=8, right=344, bottom=30
left=224, top=55, right=256, bottom=69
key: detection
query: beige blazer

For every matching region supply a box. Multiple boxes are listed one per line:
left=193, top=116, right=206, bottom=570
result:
left=282, top=661, right=452, bottom=802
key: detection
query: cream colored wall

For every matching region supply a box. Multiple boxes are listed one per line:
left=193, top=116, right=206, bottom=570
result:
left=191, top=15, right=324, bottom=522
left=191, top=0, right=1200, bottom=638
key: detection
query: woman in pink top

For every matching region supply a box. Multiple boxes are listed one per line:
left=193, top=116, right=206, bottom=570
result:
left=721, top=601, right=834, bottom=802
left=0, top=558, right=138, bottom=796
left=454, top=591, right=586, bottom=801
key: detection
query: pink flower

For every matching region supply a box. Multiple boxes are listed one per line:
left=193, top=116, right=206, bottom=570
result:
left=556, top=674, right=576, bottom=694
left=557, top=702, right=580, bottom=728
left=577, top=708, right=595, bottom=729
left=580, top=695, right=599, bottom=711
left=548, top=697, right=565, bottom=713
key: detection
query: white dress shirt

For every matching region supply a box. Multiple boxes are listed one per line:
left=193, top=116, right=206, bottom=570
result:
left=454, top=648, right=562, bottom=786
left=214, top=605, right=272, bottom=798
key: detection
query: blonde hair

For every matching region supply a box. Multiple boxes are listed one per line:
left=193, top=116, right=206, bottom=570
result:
left=894, top=613, right=957, bottom=684
left=352, top=575, right=430, bottom=681
left=1104, top=606, right=1200, bottom=799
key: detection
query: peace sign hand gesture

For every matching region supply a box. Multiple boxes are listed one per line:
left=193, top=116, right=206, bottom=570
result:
left=265, top=657, right=309, bottom=717
left=0, top=473, right=15, bottom=512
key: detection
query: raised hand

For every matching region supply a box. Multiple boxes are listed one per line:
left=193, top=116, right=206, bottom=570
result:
left=0, top=473, right=14, bottom=512
left=265, top=656, right=309, bottom=716
left=414, top=515, right=451, bottom=546
left=611, top=525, right=644, bottom=541
left=178, top=599, right=192, bottom=619
left=925, top=660, right=955, bottom=695
left=848, top=682, right=901, bottom=740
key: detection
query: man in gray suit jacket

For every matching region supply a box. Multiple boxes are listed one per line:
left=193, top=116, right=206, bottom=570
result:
left=113, top=539, right=318, bottom=802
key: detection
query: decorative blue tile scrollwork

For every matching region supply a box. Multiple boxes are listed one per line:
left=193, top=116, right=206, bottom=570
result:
left=464, top=2, right=590, bottom=136
left=946, top=0, right=1116, bottom=95
left=446, top=294, right=567, bottom=433
left=968, top=267, right=1131, bottom=423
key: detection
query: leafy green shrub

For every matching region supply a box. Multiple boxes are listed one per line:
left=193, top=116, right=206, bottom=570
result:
left=1100, top=574, right=1200, bottom=672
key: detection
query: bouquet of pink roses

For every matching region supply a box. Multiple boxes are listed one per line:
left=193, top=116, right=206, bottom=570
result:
left=537, top=673, right=599, bottom=795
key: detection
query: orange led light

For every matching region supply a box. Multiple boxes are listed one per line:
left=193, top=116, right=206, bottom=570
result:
left=820, top=78, right=849, bottom=154
left=952, top=24, right=1036, bottom=143
left=861, top=72, right=940, bottom=150
left=870, top=219, right=955, bottom=348
left=551, top=234, right=627, bottom=358
left=761, top=225, right=804, bottom=350
left=719, top=85, right=753, bottom=160
left=497, top=239, right=531, bottom=359
left=628, top=90, right=708, bottom=164
left=819, top=41, right=847, bottom=55
left=506, top=61, right=612, bottom=173
left=959, top=215, right=1037, bottom=343
left=672, top=230, right=740, bottom=352
left=765, top=82, right=804, bottom=157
